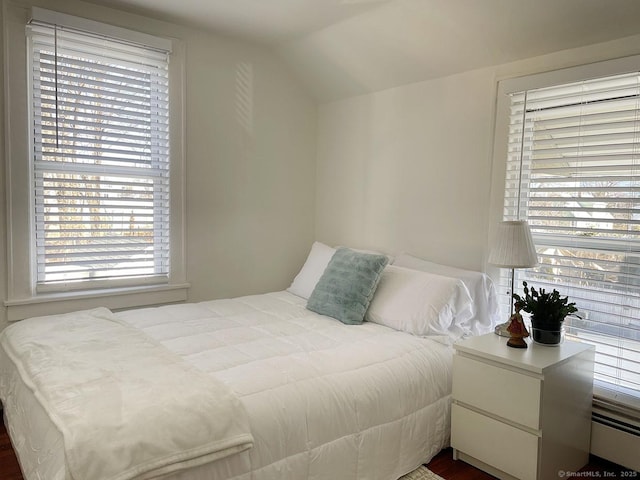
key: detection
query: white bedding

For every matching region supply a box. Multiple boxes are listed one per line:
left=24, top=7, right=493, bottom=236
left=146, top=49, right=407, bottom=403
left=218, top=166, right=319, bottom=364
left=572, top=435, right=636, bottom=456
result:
left=393, top=253, right=500, bottom=336
left=1, top=291, right=454, bottom=480
left=0, top=307, right=253, bottom=480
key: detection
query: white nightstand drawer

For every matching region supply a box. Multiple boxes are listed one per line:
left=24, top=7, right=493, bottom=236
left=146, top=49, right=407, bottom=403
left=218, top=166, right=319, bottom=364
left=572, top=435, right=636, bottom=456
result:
left=453, top=354, right=541, bottom=429
left=452, top=404, right=539, bottom=480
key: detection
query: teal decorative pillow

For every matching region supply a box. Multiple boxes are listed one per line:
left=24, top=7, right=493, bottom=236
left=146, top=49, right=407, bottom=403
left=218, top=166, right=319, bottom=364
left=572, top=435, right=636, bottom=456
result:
left=307, top=248, right=389, bottom=325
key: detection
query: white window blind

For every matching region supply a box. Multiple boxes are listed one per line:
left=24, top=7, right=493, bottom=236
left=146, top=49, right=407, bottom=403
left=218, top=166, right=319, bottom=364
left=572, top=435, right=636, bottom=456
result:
left=28, top=23, right=170, bottom=290
left=505, top=71, right=640, bottom=407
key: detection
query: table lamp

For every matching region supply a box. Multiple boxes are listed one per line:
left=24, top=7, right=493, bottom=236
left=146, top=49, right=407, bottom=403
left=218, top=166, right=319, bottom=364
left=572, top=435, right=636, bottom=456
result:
left=488, top=220, right=538, bottom=337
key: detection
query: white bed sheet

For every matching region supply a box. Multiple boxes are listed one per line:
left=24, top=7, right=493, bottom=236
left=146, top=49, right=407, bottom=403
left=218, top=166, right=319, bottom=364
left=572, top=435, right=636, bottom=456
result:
left=1, top=291, right=453, bottom=480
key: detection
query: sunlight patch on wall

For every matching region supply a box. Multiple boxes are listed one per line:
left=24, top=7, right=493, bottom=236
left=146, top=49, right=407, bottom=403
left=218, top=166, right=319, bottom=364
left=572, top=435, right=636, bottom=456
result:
left=235, top=62, right=254, bottom=134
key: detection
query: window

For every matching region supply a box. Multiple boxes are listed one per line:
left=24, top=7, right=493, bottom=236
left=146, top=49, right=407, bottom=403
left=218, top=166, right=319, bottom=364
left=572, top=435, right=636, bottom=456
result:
left=4, top=6, right=186, bottom=320
left=502, top=66, right=640, bottom=408
left=29, top=23, right=170, bottom=290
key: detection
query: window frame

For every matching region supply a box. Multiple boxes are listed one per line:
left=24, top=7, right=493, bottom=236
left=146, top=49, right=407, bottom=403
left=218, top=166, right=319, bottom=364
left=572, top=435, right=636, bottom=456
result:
left=489, top=55, right=640, bottom=411
left=28, top=22, right=172, bottom=291
left=3, top=4, right=188, bottom=321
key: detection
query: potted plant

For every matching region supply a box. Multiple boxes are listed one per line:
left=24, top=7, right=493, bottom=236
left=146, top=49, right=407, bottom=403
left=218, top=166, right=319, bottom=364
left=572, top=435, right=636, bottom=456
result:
left=512, top=281, right=580, bottom=345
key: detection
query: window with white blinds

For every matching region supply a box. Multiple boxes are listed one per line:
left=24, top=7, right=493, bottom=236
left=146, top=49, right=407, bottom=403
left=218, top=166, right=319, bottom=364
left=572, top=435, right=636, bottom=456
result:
left=505, top=71, right=640, bottom=407
left=28, top=23, right=171, bottom=290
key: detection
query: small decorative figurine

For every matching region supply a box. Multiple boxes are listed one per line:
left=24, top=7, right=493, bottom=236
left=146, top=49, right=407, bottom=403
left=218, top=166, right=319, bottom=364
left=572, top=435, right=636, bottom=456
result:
left=506, top=301, right=529, bottom=349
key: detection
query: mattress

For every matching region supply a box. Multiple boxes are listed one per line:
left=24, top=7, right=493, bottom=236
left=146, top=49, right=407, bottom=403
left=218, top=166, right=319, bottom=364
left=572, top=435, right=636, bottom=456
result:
left=1, top=291, right=453, bottom=480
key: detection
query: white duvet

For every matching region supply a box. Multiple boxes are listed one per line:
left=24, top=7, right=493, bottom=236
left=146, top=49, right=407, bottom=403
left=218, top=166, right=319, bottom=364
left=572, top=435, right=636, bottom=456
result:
left=0, top=307, right=253, bottom=480
left=1, top=291, right=454, bottom=480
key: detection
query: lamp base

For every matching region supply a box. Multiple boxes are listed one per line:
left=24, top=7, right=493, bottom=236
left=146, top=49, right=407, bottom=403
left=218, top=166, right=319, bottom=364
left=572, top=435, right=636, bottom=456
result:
left=494, top=321, right=512, bottom=337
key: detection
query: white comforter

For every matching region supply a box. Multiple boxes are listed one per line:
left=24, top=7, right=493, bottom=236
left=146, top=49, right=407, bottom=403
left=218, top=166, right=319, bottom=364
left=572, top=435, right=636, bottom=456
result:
left=0, top=307, right=253, bottom=480
left=1, top=291, right=454, bottom=480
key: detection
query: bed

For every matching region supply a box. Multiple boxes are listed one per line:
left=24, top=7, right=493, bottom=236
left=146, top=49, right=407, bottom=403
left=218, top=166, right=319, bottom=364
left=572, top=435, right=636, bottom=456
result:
left=0, top=245, right=499, bottom=480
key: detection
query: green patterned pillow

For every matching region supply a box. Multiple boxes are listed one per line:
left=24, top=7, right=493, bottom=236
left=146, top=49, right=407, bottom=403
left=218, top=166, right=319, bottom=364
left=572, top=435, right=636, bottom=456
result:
left=307, top=248, right=389, bottom=325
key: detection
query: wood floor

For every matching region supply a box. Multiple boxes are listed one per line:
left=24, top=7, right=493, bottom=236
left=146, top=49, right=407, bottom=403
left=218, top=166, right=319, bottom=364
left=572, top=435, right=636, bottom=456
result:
left=0, top=421, right=22, bottom=480
left=0, top=419, right=634, bottom=480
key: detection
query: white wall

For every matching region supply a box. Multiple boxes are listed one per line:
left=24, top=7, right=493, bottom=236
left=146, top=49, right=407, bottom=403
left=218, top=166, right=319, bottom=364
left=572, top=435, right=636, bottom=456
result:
left=0, top=0, right=317, bottom=329
left=0, top=3, right=6, bottom=332
left=316, top=68, right=496, bottom=269
left=316, top=33, right=640, bottom=272
left=183, top=29, right=317, bottom=302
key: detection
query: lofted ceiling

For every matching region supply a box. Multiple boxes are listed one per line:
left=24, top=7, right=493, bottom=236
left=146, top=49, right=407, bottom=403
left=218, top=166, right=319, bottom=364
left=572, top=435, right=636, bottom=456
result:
left=88, top=0, right=640, bottom=102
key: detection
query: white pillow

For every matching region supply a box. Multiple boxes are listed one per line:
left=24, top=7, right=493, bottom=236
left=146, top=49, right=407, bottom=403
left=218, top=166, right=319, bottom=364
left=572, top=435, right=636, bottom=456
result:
left=366, top=265, right=473, bottom=337
left=287, top=242, right=336, bottom=299
left=392, top=253, right=500, bottom=335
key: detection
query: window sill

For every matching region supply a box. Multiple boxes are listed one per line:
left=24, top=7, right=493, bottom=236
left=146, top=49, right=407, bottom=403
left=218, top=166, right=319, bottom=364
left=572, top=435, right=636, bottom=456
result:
left=4, top=283, right=190, bottom=321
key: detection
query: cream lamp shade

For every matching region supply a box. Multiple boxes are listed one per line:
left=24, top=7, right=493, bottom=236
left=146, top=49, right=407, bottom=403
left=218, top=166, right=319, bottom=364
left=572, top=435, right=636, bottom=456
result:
left=489, top=220, right=538, bottom=337
left=488, top=220, right=538, bottom=268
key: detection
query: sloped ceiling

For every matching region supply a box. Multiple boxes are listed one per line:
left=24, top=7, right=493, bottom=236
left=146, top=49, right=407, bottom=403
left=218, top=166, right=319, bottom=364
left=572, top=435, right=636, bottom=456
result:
left=88, top=0, right=640, bottom=102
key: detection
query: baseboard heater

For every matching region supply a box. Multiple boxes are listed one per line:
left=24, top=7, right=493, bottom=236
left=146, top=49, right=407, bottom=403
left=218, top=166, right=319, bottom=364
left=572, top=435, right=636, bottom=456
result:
left=590, top=402, right=640, bottom=472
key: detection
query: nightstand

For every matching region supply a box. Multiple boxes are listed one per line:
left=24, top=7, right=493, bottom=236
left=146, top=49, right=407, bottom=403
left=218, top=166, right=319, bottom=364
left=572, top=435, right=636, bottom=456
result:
left=451, top=333, right=595, bottom=480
